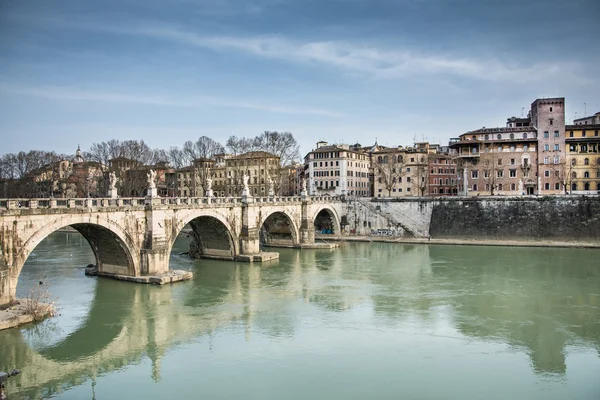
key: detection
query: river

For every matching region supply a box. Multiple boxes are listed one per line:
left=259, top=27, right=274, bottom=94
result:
left=1, top=231, right=600, bottom=399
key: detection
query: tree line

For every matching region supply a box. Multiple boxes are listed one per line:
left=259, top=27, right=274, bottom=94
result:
left=0, top=131, right=300, bottom=180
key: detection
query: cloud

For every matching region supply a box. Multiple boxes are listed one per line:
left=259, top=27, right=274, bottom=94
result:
left=76, top=23, right=583, bottom=84
left=5, top=13, right=587, bottom=85
left=0, top=83, right=341, bottom=117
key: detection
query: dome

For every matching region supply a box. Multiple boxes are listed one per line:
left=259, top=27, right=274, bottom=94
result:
left=72, top=145, right=84, bottom=163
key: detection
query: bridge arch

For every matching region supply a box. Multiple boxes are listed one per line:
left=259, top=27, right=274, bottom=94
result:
left=258, top=210, right=300, bottom=247
left=312, top=206, right=341, bottom=235
left=16, top=215, right=139, bottom=279
left=170, top=210, right=239, bottom=260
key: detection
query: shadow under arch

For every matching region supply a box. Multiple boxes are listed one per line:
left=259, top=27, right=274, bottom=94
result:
left=312, top=206, right=341, bottom=234
left=259, top=210, right=299, bottom=247
left=170, top=212, right=238, bottom=261
left=37, top=279, right=136, bottom=362
left=16, top=217, right=139, bottom=280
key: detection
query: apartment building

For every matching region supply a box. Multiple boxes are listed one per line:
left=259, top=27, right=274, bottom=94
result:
left=371, top=146, right=428, bottom=197
left=213, top=151, right=280, bottom=197
left=565, top=124, right=600, bottom=194
left=450, top=125, right=538, bottom=196
left=428, top=151, right=458, bottom=196
left=304, top=141, right=371, bottom=197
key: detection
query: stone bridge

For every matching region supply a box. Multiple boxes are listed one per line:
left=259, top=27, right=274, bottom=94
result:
left=0, top=195, right=345, bottom=306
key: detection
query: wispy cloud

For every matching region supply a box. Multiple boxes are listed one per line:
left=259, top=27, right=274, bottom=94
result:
left=0, top=83, right=341, bottom=117
left=20, top=15, right=580, bottom=84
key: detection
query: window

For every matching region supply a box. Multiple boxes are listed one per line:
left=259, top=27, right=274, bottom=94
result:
left=549, top=119, right=553, bottom=125
left=572, top=172, right=577, bottom=179
left=545, top=183, right=550, bottom=190
left=583, top=130, right=587, bottom=137
left=544, top=170, right=550, bottom=177
left=571, top=183, right=577, bottom=191
left=596, top=130, right=599, bottom=137
left=569, top=131, right=574, bottom=137
left=550, top=107, right=553, bottom=112
left=555, top=183, right=560, bottom=190
left=584, top=171, right=590, bottom=178
left=544, top=157, right=549, bottom=164
left=497, top=170, right=503, bottom=178
left=510, top=158, right=515, bottom=165
left=584, top=158, right=590, bottom=165
left=510, top=133, right=514, bottom=139
left=554, top=131, right=559, bottom=138
left=510, top=183, right=516, bottom=191
left=523, top=133, right=528, bottom=139
left=544, top=144, right=549, bottom=151
left=510, top=169, right=517, bottom=177
left=484, top=134, right=489, bottom=140
left=407, top=177, right=411, bottom=183
left=472, top=170, right=479, bottom=179
left=571, top=159, right=576, bottom=166
left=554, top=156, right=560, bottom=164
left=584, top=183, right=590, bottom=190
left=544, top=131, right=549, bottom=138
left=498, top=184, right=503, bottom=191
left=554, top=144, right=559, bottom=151
left=472, top=184, right=478, bottom=191
left=498, top=159, right=502, bottom=165
left=523, top=145, right=528, bottom=151
left=497, top=134, right=502, bottom=140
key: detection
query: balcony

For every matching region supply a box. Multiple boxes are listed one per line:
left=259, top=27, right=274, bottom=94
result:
left=456, top=152, right=480, bottom=158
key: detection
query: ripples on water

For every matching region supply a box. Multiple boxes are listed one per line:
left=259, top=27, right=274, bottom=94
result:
left=1, top=232, right=599, bottom=399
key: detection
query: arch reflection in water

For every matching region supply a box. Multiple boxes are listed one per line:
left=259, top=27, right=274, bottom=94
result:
left=2, top=235, right=600, bottom=399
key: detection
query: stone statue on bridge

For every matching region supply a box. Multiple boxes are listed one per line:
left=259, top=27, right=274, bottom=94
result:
left=242, top=173, right=250, bottom=197
left=147, top=170, right=157, bottom=189
left=108, top=171, right=119, bottom=198
left=205, top=169, right=213, bottom=198
left=267, top=173, right=274, bottom=198
left=109, top=171, right=118, bottom=190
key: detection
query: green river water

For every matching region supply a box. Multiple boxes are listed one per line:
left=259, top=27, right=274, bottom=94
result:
left=1, top=231, right=600, bottom=399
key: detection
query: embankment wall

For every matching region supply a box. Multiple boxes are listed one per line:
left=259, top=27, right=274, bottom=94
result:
left=348, top=197, right=600, bottom=241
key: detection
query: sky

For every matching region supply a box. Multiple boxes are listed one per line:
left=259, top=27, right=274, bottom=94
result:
left=0, top=0, right=599, bottom=158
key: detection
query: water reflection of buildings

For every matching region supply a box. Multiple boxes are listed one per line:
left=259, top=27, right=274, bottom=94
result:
left=1, top=241, right=600, bottom=398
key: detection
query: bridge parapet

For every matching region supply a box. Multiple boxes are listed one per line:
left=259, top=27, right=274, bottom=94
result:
left=0, top=196, right=345, bottom=215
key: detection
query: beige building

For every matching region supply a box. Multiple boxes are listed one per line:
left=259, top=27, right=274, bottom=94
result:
left=566, top=124, right=600, bottom=194
left=450, top=125, right=539, bottom=196
left=304, top=141, right=371, bottom=197
left=214, top=151, right=280, bottom=197
left=371, top=146, right=428, bottom=197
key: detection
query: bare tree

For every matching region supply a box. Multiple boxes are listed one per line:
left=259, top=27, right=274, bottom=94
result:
left=479, top=144, right=501, bottom=195
left=87, top=139, right=158, bottom=165
left=373, top=152, right=407, bottom=196
left=412, top=160, right=429, bottom=196
left=183, top=136, right=225, bottom=160
left=254, top=131, right=299, bottom=194
left=551, top=160, right=574, bottom=194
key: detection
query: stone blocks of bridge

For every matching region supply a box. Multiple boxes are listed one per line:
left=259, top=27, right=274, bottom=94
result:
left=0, top=197, right=345, bottom=307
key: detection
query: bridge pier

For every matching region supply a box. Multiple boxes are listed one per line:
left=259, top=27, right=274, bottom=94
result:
left=237, top=197, right=279, bottom=262
left=300, top=200, right=315, bottom=245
